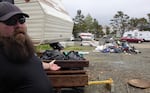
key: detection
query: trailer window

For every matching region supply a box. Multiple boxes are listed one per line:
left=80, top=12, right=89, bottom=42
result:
left=127, top=34, right=132, bottom=38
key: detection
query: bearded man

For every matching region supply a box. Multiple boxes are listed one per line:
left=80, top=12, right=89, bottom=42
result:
left=0, top=2, right=60, bottom=93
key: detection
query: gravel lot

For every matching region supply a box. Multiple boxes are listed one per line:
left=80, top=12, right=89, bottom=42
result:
left=83, top=42, right=150, bottom=93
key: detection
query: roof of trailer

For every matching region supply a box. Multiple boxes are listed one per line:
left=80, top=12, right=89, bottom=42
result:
left=39, top=0, right=73, bottom=22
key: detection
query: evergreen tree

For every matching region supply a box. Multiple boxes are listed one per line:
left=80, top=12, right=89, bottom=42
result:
left=73, top=10, right=85, bottom=37
left=110, top=11, right=130, bottom=37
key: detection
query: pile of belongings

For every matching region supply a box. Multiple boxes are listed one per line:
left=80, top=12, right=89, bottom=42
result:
left=40, top=50, right=85, bottom=60
left=39, top=42, right=86, bottom=70
left=95, top=40, right=141, bottom=54
left=40, top=42, right=85, bottom=60
left=40, top=50, right=86, bottom=70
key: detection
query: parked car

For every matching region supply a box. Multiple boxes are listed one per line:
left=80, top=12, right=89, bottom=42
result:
left=120, top=37, right=144, bottom=43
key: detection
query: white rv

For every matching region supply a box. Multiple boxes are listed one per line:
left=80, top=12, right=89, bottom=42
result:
left=79, top=33, right=94, bottom=40
left=14, top=0, right=73, bottom=45
left=138, top=31, right=150, bottom=41
left=123, top=30, right=150, bottom=41
left=78, top=33, right=98, bottom=46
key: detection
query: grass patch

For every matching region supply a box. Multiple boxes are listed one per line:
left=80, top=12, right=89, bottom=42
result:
left=35, top=44, right=94, bottom=52
left=64, top=46, right=94, bottom=51
left=35, top=44, right=52, bottom=52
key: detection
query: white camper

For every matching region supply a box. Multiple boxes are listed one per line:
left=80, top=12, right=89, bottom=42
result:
left=123, top=30, right=150, bottom=41
left=138, top=31, right=150, bottom=41
left=15, top=0, right=73, bottom=45
left=78, top=33, right=98, bottom=46
left=79, top=33, right=94, bottom=40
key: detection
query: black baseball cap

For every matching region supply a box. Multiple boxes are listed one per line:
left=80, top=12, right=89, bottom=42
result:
left=0, top=2, right=29, bottom=21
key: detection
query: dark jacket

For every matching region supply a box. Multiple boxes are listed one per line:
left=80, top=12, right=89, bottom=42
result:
left=0, top=48, right=53, bottom=93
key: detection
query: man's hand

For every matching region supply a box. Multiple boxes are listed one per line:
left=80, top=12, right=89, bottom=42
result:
left=42, top=60, right=61, bottom=70
left=49, top=60, right=61, bottom=71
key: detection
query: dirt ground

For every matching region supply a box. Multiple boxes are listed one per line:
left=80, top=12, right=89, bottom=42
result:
left=83, top=42, right=150, bottom=93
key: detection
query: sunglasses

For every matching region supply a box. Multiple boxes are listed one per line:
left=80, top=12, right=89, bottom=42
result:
left=1, top=16, right=26, bottom=26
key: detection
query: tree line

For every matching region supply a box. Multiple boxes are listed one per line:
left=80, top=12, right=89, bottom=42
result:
left=72, top=10, right=150, bottom=38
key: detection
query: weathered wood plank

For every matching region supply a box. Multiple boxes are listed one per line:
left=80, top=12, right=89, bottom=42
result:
left=48, top=74, right=88, bottom=87
left=46, top=70, right=86, bottom=75
left=43, top=60, right=89, bottom=67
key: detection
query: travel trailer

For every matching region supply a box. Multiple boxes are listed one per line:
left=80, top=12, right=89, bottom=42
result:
left=79, top=33, right=94, bottom=40
left=78, top=33, right=98, bottom=46
left=123, top=30, right=150, bottom=41
left=14, top=0, right=73, bottom=45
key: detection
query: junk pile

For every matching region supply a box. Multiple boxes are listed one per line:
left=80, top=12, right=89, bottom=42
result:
left=40, top=42, right=85, bottom=60
left=39, top=42, right=86, bottom=70
left=40, top=50, right=85, bottom=61
left=95, top=40, right=141, bottom=54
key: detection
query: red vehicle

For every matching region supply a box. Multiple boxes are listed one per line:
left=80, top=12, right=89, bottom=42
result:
left=120, top=37, right=144, bottom=43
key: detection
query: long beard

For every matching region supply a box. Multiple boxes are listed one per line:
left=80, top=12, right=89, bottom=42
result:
left=0, top=29, right=35, bottom=63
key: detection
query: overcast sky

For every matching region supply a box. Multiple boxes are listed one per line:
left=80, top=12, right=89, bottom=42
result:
left=61, top=0, right=150, bottom=26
